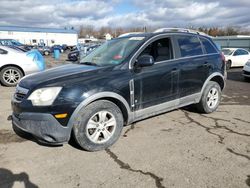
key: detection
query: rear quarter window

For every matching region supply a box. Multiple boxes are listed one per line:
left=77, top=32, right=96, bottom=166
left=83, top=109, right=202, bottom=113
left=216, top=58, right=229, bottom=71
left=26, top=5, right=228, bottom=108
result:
left=200, top=37, right=218, bottom=54
left=177, top=35, right=203, bottom=57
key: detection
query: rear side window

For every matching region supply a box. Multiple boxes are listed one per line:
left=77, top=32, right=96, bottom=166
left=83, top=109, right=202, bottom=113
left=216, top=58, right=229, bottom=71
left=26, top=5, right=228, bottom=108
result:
left=177, top=35, right=203, bottom=57
left=234, top=49, right=249, bottom=56
left=200, top=38, right=218, bottom=54
left=237, top=49, right=249, bottom=55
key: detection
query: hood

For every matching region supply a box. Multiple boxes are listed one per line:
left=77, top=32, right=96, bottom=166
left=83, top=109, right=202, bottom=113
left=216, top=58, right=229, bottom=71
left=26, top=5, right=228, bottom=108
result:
left=19, top=63, right=101, bottom=89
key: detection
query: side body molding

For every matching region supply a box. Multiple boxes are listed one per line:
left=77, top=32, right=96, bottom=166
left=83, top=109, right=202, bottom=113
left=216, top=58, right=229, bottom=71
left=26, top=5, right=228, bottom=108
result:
left=67, top=92, right=133, bottom=130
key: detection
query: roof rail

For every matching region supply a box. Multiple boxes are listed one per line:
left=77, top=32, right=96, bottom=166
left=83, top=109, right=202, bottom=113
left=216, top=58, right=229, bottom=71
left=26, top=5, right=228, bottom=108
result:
left=118, top=32, right=144, bottom=38
left=154, top=28, right=208, bottom=36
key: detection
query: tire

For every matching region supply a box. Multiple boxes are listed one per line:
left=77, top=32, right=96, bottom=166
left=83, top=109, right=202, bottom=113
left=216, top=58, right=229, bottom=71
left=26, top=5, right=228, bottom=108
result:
left=44, top=51, right=49, bottom=56
left=73, top=100, right=124, bottom=151
left=196, top=81, right=221, bottom=114
left=244, top=76, right=250, bottom=82
left=226, top=60, right=232, bottom=70
left=0, top=66, right=24, bottom=87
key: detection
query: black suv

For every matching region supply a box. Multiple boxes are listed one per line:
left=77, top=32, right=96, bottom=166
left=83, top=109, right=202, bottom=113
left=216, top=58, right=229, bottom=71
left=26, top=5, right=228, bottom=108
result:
left=11, top=28, right=226, bottom=151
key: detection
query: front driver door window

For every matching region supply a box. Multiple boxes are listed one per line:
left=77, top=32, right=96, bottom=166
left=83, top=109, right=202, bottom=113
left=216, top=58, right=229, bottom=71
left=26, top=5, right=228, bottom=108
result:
left=133, top=36, right=179, bottom=111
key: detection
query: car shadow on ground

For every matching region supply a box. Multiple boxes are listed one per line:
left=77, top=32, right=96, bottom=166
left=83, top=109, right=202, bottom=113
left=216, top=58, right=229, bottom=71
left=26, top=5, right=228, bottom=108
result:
left=68, top=136, right=85, bottom=151
left=0, top=168, right=38, bottom=188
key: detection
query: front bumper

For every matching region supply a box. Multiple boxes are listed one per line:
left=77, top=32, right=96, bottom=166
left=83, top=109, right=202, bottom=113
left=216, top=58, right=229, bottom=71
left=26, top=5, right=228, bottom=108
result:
left=243, top=65, right=250, bottom=78
left=12, top=112, right=71, bottom=144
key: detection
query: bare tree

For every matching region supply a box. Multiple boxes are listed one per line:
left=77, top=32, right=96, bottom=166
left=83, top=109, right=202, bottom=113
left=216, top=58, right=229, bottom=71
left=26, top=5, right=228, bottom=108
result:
left=79, top=25, right=95, bottom=38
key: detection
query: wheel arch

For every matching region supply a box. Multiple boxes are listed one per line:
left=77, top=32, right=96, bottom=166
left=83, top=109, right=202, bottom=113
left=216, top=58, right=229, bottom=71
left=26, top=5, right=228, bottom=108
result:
left=227, top=59, right=232, bottom=68
left=199, top=72, right=225, bottom=102
left=0, top=64, right=25, bottom=76
left=67, top=92, right=132, bottom=130
left=210, top=75, right=225, bottom=90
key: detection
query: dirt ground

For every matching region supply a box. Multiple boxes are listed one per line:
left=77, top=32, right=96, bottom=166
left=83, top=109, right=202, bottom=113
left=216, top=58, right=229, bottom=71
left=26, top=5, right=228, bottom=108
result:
left=0, top=57, right=249, bottom=188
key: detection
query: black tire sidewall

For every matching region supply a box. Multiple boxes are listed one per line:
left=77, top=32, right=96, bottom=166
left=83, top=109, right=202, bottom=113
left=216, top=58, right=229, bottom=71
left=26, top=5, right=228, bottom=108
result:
left=73, top=100, right=124, bottom=151
left=200, top=81, right=221, bottom=113
left=226, top=60, right=232, bottom=70
left=0, top=66, right=23, bottom=87
left=244, top=76, right=250, bottom=82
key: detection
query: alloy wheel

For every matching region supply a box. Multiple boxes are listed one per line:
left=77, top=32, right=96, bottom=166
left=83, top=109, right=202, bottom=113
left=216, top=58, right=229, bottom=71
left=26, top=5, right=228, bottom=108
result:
left=206, top=87, right=219, bottom=109
left=86, top=111, right=117, bottom=144
left=3, top=68, right=21, bottom=85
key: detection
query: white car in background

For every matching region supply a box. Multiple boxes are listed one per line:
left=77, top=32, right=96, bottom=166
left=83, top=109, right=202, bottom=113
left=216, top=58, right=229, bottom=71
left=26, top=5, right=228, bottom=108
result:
left=222, top=48, right=250, bottom=69
left=0, top=46, right=45, bottom=86
left=242, top=60, right=250, bottom=81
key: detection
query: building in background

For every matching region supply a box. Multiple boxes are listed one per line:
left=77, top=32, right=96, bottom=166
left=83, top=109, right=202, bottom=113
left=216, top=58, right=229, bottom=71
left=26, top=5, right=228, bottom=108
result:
left=78, top=36, right=98, bottom=44
left=213, top=35, right=250, bottom=51
left=0, top=26, right=78, bottom=47
left=104, top=33, right=113, bottom=40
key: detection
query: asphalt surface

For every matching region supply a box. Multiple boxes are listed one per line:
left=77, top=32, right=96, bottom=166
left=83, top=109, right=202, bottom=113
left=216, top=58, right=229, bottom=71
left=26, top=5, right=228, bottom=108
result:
left=0, top=68, right=249, bottom=188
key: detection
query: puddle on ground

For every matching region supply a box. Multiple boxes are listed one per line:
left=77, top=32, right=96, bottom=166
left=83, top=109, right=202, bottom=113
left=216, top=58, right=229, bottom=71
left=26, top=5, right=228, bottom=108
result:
left=0, top=130, right=26, bottom=144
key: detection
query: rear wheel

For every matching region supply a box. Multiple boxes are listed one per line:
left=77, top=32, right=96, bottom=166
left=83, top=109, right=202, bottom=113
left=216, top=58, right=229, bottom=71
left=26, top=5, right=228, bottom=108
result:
left=73, top=100, right=124, bottom=151
left=244, top=76, right=250, bottom=82
left=0, top=66, right=23, bottom=87
left=196, top=81, right=221, bottom=113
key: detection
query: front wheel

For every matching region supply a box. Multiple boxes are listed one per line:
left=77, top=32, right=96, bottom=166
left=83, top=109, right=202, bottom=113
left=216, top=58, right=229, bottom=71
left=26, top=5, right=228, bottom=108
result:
left=196, top=81, right=221, bottom=113
left=44, top=51, right=50, bottom=56
left=73, top=100, right=124, bottom=151
left=0, top=66, right=23, bottom=87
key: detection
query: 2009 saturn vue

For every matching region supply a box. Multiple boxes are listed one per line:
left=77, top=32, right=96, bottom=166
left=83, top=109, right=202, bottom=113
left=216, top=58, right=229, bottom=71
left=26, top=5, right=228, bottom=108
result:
left=11, top=28, right=226, bottom=151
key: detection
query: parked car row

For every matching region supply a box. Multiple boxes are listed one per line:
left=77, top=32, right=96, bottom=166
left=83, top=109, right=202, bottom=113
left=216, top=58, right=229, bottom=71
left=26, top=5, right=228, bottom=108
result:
left=33, top=44, right=70, bottom=56
left=0, top=39, right=72, bottom=56
left=68, top=44, right=101, bottom=62
left=0, top=39, right=33, bottom=52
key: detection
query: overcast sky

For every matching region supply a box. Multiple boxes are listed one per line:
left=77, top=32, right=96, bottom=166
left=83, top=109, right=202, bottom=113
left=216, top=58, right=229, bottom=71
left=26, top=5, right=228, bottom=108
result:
left=0, top=0, right=250, bottom=30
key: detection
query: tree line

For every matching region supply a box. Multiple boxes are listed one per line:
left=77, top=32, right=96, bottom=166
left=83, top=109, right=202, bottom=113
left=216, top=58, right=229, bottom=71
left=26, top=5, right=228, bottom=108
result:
left=78, top=25, right=250, bottom=39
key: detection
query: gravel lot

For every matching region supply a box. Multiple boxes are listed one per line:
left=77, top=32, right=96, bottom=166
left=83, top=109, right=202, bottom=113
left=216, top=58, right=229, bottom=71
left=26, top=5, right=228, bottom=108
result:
left=0, top=58, right=249, bottom=188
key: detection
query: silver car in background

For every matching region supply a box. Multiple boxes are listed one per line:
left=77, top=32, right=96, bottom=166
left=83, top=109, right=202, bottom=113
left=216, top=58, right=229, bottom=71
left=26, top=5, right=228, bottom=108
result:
left=0, top=46, right=45, bottom=86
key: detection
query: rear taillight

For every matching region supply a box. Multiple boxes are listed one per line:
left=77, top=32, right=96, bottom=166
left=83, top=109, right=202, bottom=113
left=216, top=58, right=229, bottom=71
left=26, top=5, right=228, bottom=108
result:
left=220, top=52, right=226, bottom=64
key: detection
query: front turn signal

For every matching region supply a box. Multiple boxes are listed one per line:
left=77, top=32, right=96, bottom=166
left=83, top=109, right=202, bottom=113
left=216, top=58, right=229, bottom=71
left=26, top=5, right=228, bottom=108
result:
left=55, top=113, right=68, bottom=119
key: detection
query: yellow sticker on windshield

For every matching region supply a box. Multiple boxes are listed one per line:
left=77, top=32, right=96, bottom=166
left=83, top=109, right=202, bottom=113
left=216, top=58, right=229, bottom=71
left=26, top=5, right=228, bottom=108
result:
left=129, top=37, right=145, bottom=40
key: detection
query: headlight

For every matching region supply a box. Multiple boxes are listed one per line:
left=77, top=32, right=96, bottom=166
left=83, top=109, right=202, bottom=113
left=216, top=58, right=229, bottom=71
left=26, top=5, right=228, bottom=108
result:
left=28, top=87, right=62, bottom=106
left=246, top=60, right=250, bottom=66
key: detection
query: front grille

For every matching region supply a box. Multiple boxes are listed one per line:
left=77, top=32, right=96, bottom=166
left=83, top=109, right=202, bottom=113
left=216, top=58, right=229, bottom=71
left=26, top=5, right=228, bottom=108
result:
left=14, top=85, right=29, bottom=102
left=14, top=93, right=26, bottom=101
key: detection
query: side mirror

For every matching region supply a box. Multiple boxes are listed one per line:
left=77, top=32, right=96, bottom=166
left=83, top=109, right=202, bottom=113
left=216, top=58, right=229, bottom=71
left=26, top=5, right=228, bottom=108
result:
left=136, top=55, right=154, bottom=67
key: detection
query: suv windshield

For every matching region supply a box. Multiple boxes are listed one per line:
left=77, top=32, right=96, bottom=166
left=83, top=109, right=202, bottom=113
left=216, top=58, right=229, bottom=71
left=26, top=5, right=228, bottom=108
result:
left=222, top=49, right=234, bottom=55
left=80, top=37, right=145, bottom=66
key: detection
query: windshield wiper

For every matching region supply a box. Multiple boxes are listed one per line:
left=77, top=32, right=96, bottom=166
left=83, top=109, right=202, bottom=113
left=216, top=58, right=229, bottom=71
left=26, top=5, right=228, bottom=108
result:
left=80, top=62, right=99, bottom=66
